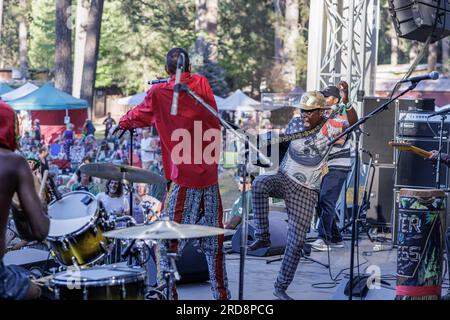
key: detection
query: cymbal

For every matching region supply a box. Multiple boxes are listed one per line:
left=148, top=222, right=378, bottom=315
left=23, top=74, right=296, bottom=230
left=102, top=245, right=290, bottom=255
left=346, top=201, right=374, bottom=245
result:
left=103, top=219, right=225, bottom=240
left=79, top=163, right=166, bottom=185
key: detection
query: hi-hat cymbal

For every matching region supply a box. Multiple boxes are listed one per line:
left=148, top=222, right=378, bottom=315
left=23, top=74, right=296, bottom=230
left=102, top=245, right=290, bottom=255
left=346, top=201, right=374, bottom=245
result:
left=103, top=219, right=225, bottom=240
left=79, top=163, right=166, bottom=185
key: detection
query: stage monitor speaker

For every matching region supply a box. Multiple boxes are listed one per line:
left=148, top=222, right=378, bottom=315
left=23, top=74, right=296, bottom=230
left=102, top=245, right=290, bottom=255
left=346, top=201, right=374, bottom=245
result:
left=231, top=213, right=288, bottom=257
left=388, top=0, right=450, bottom=43
left=362, top=97, right=436, bottom=164
left=145, top=241, right=209, bottom=287
left=395, top=139, right=449, bottom=189
left=366, top=165, right=395, bottom=227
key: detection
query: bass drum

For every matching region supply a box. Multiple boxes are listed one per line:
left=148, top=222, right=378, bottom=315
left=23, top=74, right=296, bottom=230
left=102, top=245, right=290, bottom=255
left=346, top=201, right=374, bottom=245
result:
left=51, top=264, right=146, bottom=300
left=46, top=191, right=111, bottom=267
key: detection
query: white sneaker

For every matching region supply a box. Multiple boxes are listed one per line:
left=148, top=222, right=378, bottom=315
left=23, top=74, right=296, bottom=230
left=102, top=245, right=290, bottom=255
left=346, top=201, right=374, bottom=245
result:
left=310, top=239, right=331, bottom=252
left=330, top=241, right=344, bottom=248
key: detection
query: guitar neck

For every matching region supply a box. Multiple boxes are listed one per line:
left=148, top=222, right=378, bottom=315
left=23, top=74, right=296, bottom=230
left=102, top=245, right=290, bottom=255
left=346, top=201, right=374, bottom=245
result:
left=407, top=146, right=432, bottom=158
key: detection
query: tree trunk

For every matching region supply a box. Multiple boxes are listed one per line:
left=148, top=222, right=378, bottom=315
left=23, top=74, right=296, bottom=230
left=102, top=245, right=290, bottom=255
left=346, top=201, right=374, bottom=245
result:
left=195, top=0, right=218, bottom=63
left=73, top=0, right=90, bottom=98
left=442, top=37, right=449, bottom=74
left=19, top=0, right=28, bottom=79
left=55, top=0, right=73, bottom=94
left=80, top=0, right=104, bottom=110
left=390, top=34, right=398, bottom=66
left=427, top=42, right=438, bottom=72
left=0, top=0, right=4, bottom=49
left=409, top=40, right=418, bottom=63
left=274, top=0, right=284, bottom=63
left=283, top=0, right=299, bottom=89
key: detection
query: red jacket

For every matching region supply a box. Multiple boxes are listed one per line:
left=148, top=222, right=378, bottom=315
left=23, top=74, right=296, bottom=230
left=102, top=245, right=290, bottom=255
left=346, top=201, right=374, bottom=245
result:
left=119, top=72, right=221, bottom=188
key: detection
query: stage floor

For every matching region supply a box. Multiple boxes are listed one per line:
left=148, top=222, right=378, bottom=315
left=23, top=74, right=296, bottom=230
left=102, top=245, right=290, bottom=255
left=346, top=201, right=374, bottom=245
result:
left=176, top=236, right=448, bottom=300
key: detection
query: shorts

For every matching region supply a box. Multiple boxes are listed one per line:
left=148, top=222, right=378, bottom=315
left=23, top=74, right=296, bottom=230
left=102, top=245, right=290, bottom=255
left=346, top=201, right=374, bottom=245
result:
left=0, top=260, right=31, bottom=300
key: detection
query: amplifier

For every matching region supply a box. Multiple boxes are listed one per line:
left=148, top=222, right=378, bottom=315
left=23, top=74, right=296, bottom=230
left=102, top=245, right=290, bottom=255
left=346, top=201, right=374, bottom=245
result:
left=397, top=110, right=450, bottom=138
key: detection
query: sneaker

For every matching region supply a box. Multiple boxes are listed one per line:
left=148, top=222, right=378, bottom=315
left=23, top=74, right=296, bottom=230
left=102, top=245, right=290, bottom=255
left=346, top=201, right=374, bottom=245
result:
left=248, top=239, right=271, bottom=251
left=310, top=239, right=331, bottom=252
left=273, top=289, right=294, bottom=300
left=330, top=241, right=344, bottom=248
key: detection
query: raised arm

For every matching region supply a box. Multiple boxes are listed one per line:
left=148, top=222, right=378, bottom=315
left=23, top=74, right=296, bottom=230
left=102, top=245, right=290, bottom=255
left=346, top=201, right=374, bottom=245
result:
left=14, top=156, right=49, bottom=241
left=338, top=80, right=358, bottom=125
left=119, top=89, right=155, bottom=130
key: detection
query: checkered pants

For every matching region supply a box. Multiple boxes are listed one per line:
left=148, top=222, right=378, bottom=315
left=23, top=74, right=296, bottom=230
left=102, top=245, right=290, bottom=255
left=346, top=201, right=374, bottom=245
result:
left=252, top=170, right=318, bottom=292
left=156, top=183, right=231, bottom=300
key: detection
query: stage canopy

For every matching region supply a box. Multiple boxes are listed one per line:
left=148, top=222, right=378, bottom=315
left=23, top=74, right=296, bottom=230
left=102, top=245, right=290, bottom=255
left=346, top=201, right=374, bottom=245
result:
left=0, top=82, right=13, bottom=95
left=7, top=83, right=88, bottom=110
left=219, top=89, right=260, bottom=112
left=1, top=82, right=38, bottom=102
left=117, top=91, right=225, bottom=109
left=7, top=83, right=89, bottom=143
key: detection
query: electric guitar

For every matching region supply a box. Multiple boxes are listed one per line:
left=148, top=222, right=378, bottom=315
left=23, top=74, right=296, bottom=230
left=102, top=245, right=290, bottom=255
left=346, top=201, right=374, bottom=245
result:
left=388, top=140, right=432, bottom=158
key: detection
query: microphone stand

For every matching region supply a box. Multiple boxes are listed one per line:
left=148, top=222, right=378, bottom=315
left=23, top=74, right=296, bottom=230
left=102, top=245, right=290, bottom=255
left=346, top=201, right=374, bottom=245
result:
left=328, top=82, right=418, bottom=300
left=177, top=83, right=272, bottom=300
left=435, top=114, right=447, bottom=189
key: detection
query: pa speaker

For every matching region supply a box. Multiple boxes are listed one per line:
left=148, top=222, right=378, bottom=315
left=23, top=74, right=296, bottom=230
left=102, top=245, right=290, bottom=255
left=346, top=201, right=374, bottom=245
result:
left=145, top=241, right=209, bottom=286
left=366, top=165, right=395, bottom=227
left=388, top=0, right=450, bottom=43
left=231, top=213, right=288, bottom=257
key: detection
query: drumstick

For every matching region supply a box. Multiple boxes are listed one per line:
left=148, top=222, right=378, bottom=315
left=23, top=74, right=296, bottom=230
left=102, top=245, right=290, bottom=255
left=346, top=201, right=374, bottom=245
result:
left=39, top=170, right=48, bottom=199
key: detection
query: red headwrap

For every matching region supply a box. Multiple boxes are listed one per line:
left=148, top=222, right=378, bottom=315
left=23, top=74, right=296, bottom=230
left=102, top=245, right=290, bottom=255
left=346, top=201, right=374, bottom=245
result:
left=0, top=101, right=20, bottom=151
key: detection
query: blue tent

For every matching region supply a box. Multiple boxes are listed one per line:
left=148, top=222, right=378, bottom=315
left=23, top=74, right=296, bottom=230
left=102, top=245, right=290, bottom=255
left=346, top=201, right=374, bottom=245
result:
left=7, top=83, right=88, bottom=110
left=0, top=82, right=13, bottom=95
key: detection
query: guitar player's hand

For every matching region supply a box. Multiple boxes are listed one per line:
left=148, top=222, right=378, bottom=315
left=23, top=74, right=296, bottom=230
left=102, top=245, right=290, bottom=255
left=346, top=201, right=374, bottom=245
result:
left=428, top=150, right=439, bottom=161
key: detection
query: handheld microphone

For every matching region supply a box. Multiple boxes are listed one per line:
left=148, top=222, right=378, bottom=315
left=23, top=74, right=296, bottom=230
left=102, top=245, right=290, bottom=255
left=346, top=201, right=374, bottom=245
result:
left=148, top=78, right=169, bottom=85
left=170, top=53, right=185, bottom=116
left=399, top=71, right=439, bottom=83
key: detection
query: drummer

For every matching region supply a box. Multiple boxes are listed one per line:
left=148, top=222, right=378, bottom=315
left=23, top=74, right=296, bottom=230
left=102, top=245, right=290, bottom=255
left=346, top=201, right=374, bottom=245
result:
left=0, top=101, right=50, bottom=300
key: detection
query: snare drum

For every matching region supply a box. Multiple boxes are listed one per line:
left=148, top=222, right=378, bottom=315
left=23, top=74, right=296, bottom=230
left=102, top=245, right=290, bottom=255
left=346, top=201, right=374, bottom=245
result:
left=51, top=264, right=146, bottom=300
left=47, top=191, right=111, bottom=267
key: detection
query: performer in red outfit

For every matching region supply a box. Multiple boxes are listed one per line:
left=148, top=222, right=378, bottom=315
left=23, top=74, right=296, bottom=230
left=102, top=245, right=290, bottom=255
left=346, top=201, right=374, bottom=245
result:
left=118, top=48, right=230, bottom=300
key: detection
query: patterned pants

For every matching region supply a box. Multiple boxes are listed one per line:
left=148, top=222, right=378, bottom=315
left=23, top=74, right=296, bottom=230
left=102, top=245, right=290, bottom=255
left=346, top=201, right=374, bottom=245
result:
left=156, top=183, right=231, bottom=300
left=252, top=170, right=318, bottom=292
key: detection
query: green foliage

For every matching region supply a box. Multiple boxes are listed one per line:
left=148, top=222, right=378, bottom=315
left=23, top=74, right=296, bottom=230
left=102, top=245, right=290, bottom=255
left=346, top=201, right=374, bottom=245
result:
left=28, top=0, right=55, bottom=70
left=0, top=0, right=20, bottom=68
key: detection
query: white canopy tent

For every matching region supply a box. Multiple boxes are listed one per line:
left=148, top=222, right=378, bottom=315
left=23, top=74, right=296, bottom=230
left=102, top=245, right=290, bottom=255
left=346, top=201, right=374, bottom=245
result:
left=219, top=89, right=260, bottom=112
left=1, top=82, right=39, bottom=101
left=117, top=91, right=225, bottom=109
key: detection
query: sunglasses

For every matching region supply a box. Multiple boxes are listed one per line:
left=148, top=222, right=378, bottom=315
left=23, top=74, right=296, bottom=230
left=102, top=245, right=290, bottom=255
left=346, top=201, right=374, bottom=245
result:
left=300, top=109, right=321, bottom=114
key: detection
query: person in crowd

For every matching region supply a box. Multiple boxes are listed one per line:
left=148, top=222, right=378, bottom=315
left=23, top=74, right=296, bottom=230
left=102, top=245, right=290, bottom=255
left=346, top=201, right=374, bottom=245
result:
left=32, top=119, right=41, bottom=145
left=69, top=139, right=86, bottom=170
left=103, top=112, right=116, bottom=139
left=140, top=128, right=158, bottom=170
left=96, top=180, right=129, bottom=218
left=83, top=119, right=96, bottom=137
left=96, top=141, right=113, bottom=162
left=71, top=170, right=101, bottom=196
left=132, top=183, right=162, bottom=224
left=63, top=123, right=75, bottom=160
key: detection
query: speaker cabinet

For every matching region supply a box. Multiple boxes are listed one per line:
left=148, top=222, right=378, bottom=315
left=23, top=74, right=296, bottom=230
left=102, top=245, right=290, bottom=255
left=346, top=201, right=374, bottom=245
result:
left=366, top=165, right=395, bottom=227
left=232, top=213, right=288, bottom=257
left=395, top=139, right=449, bottom=189
left=388, top=0, right=450, bottom=43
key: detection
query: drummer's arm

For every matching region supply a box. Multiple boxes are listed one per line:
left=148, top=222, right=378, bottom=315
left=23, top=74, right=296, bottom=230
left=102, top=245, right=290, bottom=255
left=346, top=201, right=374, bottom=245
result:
left=119, top=89, right=155, bottom=130
left=14, top=157, right=50, bottom=242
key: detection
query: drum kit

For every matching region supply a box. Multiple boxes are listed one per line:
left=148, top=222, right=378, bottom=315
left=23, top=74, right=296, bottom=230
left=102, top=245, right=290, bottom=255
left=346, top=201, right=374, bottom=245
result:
left=34, top=163, right=226, bottom=300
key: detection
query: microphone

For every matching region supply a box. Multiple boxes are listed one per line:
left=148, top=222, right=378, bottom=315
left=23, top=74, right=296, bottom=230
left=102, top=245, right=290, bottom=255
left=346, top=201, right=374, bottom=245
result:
left=170, top=53, right=185, bottom=116
left=399, top=71, right=439, bottom=83
left=428, top=105, right=450, bottom=117
left=148, top=78, right=169, bottom=85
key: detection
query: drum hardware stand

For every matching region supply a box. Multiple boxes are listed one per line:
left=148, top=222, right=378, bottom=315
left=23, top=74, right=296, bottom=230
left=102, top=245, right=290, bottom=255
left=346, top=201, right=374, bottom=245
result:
left=161, top=246, right=181, bottom=301
left=435, top=113, right=448, bottom=189
left=177, top=83, right=272, bottom=300
left=266, top=245, right=330, bottom=269
left=328, top=81, right=419, bottom=300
